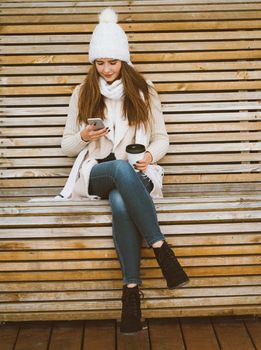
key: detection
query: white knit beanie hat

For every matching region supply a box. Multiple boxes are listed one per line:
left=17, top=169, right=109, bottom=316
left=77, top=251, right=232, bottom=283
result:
left=88, top=8, right=130, bottom=64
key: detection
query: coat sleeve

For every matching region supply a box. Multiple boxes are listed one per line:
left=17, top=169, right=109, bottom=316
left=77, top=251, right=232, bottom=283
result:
left=61, top=84, right=89, bottom=157
left=146, top=82, right=170, bottom=162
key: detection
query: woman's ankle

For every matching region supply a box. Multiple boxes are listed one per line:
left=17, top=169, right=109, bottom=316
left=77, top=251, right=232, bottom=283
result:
left=127, top=283, right=138, bottom=288
left=152, top=240, right=164, bottom=248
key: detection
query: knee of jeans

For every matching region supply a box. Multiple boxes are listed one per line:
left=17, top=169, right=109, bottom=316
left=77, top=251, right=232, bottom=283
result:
left=113, top=159, right=134, bottom=177
left=114, top=159, right=132, bottom=172
left=109, top=190, right=128, bottom=216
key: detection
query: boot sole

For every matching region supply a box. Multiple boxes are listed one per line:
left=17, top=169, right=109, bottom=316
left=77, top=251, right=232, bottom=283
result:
left=120, top=326, right=143, bottom=335
left=168, top=278, right=190, bottom=289
left=120, top=330, right=141, bottom=335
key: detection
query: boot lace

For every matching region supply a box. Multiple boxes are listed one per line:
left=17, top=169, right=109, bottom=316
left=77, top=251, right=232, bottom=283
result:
left=122, top=289, right=144, bottom=317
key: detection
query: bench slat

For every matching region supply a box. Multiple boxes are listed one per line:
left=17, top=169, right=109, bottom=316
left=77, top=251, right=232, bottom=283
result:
left=2, top=132, right=261, bottom=149
left=2, top=30, right=261, bottom=44
left=0, top=266, right=260, bottom=282
left=3, top=91, right=260, bottom=104
left=2, top=80, right=261, bottom=95
left=0, top=275, right=259, bottom=291
left=2, top=61, right=261, bottom=74
left=3, top=40, right=261, bottom=54
left=3, top=164, right=261, bottom=178
left=0, top=306, right=259, bottom=322
left=0, top=245, right=260, bottom=261
left=1, top=209, right=261, bottom=226
left=1, top=286, right=260, bottom=303
left=2, top=49, right=261, bottom=65
left=3, top=10, right=261, bottom=24
left=2, top=20, right=261, bottom=35
left=2, top=183, right=261, bottom=197
left=0, top=255, right=260, bottom=270
left=2, top=2, right=261, bottom=13
left=1, top=0, right=260, bottom=5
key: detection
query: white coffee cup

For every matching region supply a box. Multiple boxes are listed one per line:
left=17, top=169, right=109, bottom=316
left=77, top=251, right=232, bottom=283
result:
left=126, top=144, right=146, bottom=172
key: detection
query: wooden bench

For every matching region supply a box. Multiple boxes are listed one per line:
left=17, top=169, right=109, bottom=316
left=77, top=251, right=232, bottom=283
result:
left=1, top=0, right=261, bottom=321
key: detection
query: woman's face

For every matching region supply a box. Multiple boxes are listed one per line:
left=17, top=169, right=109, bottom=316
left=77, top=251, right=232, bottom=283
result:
left=95, top=58, right=122, bottom=83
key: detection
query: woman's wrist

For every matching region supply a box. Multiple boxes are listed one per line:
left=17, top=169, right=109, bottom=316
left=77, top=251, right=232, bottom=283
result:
left=80, top=130, right=89, bottom=142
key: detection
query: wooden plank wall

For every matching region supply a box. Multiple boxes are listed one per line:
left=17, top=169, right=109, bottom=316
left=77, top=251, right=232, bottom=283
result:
left=1, top=0, right=261, bottom=199
left=0, top=196, right=261, bottom=321
left=0, top=0, right=261, bottom=321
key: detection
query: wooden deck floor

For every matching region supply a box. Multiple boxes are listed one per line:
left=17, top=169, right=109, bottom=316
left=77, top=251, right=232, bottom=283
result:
left=0, top=316, right=260, bottom=350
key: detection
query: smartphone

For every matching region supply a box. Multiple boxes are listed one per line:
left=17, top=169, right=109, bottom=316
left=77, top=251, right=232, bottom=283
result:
left=88, top=118, right=105, bottom=130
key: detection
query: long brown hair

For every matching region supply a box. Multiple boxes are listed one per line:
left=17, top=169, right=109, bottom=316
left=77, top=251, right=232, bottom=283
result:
left=78, top=62, right=151, bottom=128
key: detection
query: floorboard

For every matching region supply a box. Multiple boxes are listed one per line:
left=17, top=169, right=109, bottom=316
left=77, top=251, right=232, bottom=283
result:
left=0, top=323, right=19, bottom=350
left=148, top=318, right=185, bottom=350
left=244, top=318, right=261, bottom=350
left=14, top=322, right=51, bottom=350
left=82, top=320, right=116, bottom=350
left=212, top=317, right=256, bottom=350
left=180, top=317, right=220, bottom=350
left=48, top=321, right=84, bottom=350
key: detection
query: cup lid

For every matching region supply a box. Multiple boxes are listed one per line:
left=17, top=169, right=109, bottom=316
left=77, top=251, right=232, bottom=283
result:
left=126, top=144, right=146, bottom=154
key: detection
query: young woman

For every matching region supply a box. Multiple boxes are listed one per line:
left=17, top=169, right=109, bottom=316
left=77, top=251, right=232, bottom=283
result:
left=59, top=8, right=189, bottom=334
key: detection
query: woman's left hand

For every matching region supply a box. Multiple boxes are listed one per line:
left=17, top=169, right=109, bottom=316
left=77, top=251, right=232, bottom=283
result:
left=134, top=151, right=153, bottom=172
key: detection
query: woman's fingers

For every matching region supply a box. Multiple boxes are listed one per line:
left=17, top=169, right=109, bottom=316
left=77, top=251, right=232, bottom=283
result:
left=135, top=159, right=149, bottom=172
left=83, top=126, right=109, bottom=141
left=91, top=127, right=109, bottom=139
left=134, top=152, right=152, bottom=171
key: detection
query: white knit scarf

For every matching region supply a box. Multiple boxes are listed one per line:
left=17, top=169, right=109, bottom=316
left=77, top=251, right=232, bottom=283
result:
left=99, top=77, right=124, bottom=100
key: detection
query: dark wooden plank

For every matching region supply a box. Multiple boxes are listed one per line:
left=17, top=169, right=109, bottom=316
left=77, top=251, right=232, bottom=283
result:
left=213, top=317, right=255, bottom=350
left=244, top=318, right=261, bottom=350
left=0, top=323, right=19, bottom=350
left=82, top=320, right=115, bottom=350
left=148, top=318, right=185, bottom=350
left=48, top=321, right=83, bottom=350
left=0, top=317, right=260, bottom=350
left=14, top=322, right=51, bottom=350
left=117, top=321, right=150, bottom=350
left=180, top=317, right=219, bottom=350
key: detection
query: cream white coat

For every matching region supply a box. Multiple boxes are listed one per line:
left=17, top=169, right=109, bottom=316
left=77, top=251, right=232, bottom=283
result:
left=59, top=82, right=169, bottom=200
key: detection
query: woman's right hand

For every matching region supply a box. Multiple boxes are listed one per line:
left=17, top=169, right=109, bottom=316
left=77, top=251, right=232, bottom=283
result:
left=80, top=124, right=110, bottom=142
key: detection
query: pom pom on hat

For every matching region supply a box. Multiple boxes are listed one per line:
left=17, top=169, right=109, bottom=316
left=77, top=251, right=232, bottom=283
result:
left=88, top=8, right=130, bottom=64
left=99, top=8, right=118, bottom=23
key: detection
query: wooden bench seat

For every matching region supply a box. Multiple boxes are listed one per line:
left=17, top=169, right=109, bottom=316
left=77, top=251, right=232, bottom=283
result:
left=0, top=0, right=261, bottom=321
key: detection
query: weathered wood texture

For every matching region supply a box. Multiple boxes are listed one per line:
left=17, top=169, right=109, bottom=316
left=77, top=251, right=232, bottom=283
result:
left=0, top=0, right=260, bottom=321
left=0, top=316, right=260, bottom=350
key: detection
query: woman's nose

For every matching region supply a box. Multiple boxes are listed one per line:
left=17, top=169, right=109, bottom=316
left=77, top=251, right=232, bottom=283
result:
left=103, top=64, right=111, bottom=73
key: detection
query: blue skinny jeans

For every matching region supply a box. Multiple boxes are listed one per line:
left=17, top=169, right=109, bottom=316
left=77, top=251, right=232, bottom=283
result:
left=88, top=160, right=165, bottom=285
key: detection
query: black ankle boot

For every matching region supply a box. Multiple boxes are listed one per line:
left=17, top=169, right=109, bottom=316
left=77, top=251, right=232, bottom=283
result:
left=120, top=285, right=143, bottom=334
left=153, top=241, right=189, bottom=289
